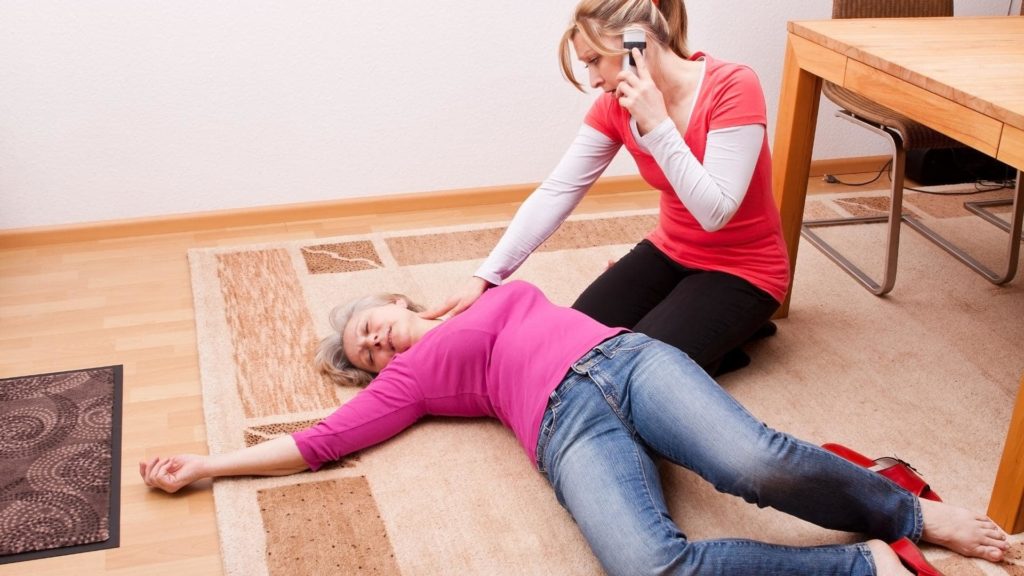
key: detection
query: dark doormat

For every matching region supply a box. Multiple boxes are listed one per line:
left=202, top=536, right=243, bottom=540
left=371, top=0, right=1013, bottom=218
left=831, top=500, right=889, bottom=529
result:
left=0, top=365, right=123, bottom=564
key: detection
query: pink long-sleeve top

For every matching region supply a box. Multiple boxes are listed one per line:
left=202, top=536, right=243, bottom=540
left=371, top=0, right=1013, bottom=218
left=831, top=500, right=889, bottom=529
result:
left=292, top=281, right=624, bottom=471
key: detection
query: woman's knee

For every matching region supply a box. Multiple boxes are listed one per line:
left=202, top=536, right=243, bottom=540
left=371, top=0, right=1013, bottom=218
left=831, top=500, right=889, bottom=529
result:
left=593, top=537, right=692, bottom=576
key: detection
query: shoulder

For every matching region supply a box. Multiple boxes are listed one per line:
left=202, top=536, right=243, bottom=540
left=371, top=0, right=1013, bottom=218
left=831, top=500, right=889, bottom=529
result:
left=702, top=54, right=763, bottom=91
left=587, top=92, right=620, bottom=114
left=584, top=93, right=627, bottom=140
left=479, top=280, right=534, bottom=305
left=496, top=279, right=532, bottom=291
left=696, top=54, right=767, bottom=126
left=493, top=279, right=543, bottom=299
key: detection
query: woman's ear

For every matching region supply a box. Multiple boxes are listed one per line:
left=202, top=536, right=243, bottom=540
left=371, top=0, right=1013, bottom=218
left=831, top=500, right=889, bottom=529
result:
left=393, top=297, right=409, bottom=309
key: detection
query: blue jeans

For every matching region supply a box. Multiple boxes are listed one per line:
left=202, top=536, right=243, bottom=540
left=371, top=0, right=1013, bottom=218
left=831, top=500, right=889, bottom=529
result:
left=535, top=333, right=922, bottom=576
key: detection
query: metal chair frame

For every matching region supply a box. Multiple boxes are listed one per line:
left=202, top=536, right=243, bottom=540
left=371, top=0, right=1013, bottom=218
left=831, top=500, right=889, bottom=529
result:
left=803, top=113, right=1022, bottom=293
left=801, top=0, right=1023, bottom=295
left=904, top=180, right=1022, bottom=284
left=802, top=111, right=906, bottom=295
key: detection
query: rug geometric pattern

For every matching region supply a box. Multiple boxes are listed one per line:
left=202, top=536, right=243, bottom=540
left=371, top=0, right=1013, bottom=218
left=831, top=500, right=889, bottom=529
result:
left=189, top=201, right=1023, bottom=575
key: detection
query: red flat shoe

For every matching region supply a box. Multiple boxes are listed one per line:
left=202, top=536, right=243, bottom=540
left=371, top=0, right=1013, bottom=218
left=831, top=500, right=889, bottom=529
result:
left=823, top=443, right=942, bottom=501
left=890, top=537, right=944, bottom=575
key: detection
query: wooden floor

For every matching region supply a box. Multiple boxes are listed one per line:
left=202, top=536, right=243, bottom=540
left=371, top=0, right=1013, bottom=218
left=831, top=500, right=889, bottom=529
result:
left=0, top=170, right=880, bottom=575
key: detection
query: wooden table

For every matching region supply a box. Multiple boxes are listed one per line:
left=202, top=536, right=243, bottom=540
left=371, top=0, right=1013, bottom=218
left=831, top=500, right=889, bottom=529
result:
left=770, top=16, right=1024, bottom=533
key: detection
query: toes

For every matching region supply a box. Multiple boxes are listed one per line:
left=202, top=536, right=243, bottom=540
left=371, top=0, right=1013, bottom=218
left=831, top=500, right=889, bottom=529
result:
left=967, top=543, right=1007, bottom=562
left=981, top=546, right=1006, bottom=562
left=986, top=535, right=1011, bottom=551
left=981, top=527, right=1009, bottom=547
left=976, top=515, right=1007, bottom=536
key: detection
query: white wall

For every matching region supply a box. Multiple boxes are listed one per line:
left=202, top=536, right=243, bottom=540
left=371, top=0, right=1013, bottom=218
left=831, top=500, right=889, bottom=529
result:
left=0, top=0, right=1015, bottom=229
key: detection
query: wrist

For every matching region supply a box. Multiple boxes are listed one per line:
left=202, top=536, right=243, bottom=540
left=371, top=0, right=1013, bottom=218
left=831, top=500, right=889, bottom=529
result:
left=472, top=275, right=497, bottom=290
left=198, top=454, right=220, bottom=479
left=640, top=116, right=674, bottom=140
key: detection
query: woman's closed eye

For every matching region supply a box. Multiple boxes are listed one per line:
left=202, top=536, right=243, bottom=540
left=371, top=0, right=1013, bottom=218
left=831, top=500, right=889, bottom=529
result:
left=364, top=321, right=375, bottom=367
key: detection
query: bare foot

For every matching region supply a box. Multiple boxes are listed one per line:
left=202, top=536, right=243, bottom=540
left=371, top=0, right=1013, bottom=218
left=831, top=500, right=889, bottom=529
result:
left=866, top=540, right=912, bottom=576
left=919, top=499, right=1009, bottom=562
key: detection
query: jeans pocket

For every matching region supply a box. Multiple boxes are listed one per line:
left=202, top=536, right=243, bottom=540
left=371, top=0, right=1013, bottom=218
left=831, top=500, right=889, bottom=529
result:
left=597, top=333, right=654, bottom=359
left=535, top=402, right=557, bottom=474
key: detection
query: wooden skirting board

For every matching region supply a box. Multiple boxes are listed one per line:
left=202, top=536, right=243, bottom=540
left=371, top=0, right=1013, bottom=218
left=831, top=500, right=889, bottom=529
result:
left=0, top=156, right=888, bottom=248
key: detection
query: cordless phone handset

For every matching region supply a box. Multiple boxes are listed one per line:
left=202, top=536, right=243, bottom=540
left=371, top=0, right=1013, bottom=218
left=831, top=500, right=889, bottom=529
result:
left=622, top=27, right=647, bottom=73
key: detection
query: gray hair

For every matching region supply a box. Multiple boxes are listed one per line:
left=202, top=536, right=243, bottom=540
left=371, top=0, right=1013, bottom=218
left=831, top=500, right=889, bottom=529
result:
left=315, top=292, right=425, bottom=386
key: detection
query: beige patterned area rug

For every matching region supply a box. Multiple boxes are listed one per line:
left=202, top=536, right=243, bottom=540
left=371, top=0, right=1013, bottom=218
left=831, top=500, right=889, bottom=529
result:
left=188, top=198, right=1023, bottom=575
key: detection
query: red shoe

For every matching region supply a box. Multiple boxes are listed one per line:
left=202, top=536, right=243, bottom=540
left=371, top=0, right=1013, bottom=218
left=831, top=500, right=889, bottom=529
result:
left=823, top=443, right=942, bottom=501
left=890, top=537, right=944, bottom=575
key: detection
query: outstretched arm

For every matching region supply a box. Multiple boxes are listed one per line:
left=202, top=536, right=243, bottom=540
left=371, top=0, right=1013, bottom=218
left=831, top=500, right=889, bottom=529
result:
left=421, top=125, right=619, bottom=320
left=139, top=434, right=308, bottom=494
left=474, top=125, right=619, bottom=285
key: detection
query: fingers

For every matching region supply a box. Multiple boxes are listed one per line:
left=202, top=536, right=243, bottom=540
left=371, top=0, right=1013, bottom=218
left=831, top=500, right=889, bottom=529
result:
left=418, top=299, right=456, bottom=320
left=140, top=457, right=158, bottom=485
left=616, top=49, right=647, bottom=93
left=446, top=298, right=473, bottom=317
left=632, top=48, right=650, bottom=77
left=422, top=297, right=471, bottom=319
left=139, top=456, right=181, bottom=493
left=422, top=278, right=490, bottom=319
left=147, top=457, right=169, bottom=486
left=140, top=456, right=160, bottom=487
left=615, top=69, right=635, bottom=96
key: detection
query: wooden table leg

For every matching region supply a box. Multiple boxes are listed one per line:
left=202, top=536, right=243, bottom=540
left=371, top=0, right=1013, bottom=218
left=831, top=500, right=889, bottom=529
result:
left=988, top=373, right=1024, bottom=533
left=771, top=33, right=823, bottom=318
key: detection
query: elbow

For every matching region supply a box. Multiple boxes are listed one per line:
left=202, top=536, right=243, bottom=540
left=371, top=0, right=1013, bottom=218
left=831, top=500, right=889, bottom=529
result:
left=697, top=206, right=737, bottom=232
left=700, top=217, right=727, bottom=233
left=684, top=188, right=741, bottom=232
left=281, top=463, right=311, bottom=476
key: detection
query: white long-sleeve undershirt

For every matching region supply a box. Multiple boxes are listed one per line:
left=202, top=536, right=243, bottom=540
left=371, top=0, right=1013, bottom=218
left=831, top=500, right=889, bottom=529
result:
left=639, top=119, right=764, bottom=231
left=474, top=121, right=765, bottom=285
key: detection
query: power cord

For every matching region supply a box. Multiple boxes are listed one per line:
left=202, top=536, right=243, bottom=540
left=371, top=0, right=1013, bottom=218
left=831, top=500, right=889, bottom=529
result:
left=822, top=160, right=891, bottom=187
left=823, top=160, right=1016, bottom=195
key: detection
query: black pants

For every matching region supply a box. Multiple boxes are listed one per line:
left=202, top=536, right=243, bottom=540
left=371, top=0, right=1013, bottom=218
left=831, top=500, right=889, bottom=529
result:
left=571, top=240, right=780, bottom=376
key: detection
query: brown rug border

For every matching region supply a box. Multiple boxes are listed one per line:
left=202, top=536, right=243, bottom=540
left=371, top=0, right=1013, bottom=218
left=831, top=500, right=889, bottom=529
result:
left=0, top=365, right=124, bottom=565
left=191, top=206, right=1024, bottom=574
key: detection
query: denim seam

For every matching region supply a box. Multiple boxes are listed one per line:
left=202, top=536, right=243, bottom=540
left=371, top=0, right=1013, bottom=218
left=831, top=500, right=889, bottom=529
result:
left=589, top=341, right=683, bottom=541
left=535, top=410, right=553, bottom=474
left=857, top=542, right=878, bottom=576
left=597, top=334, right=656, bottom=358
left=910, top=496, right=924, bottom=542
left=630, top=432, right=681, bottom=542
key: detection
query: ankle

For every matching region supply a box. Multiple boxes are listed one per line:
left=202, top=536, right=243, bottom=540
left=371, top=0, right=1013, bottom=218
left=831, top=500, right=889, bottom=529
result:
left=867, top=540, right=912, bottom=576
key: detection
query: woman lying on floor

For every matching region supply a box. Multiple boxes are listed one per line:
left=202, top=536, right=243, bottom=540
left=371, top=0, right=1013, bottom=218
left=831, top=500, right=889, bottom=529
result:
left=141, top=280, right=1008, bottom=575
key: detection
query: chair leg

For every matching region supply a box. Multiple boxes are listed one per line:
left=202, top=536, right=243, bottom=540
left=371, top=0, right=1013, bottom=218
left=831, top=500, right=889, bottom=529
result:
left=801, top=120, right=905, bottom=296
left=902, top=171, right=1022, bottom=284
left=962, top=199, right=1020, bottom=237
